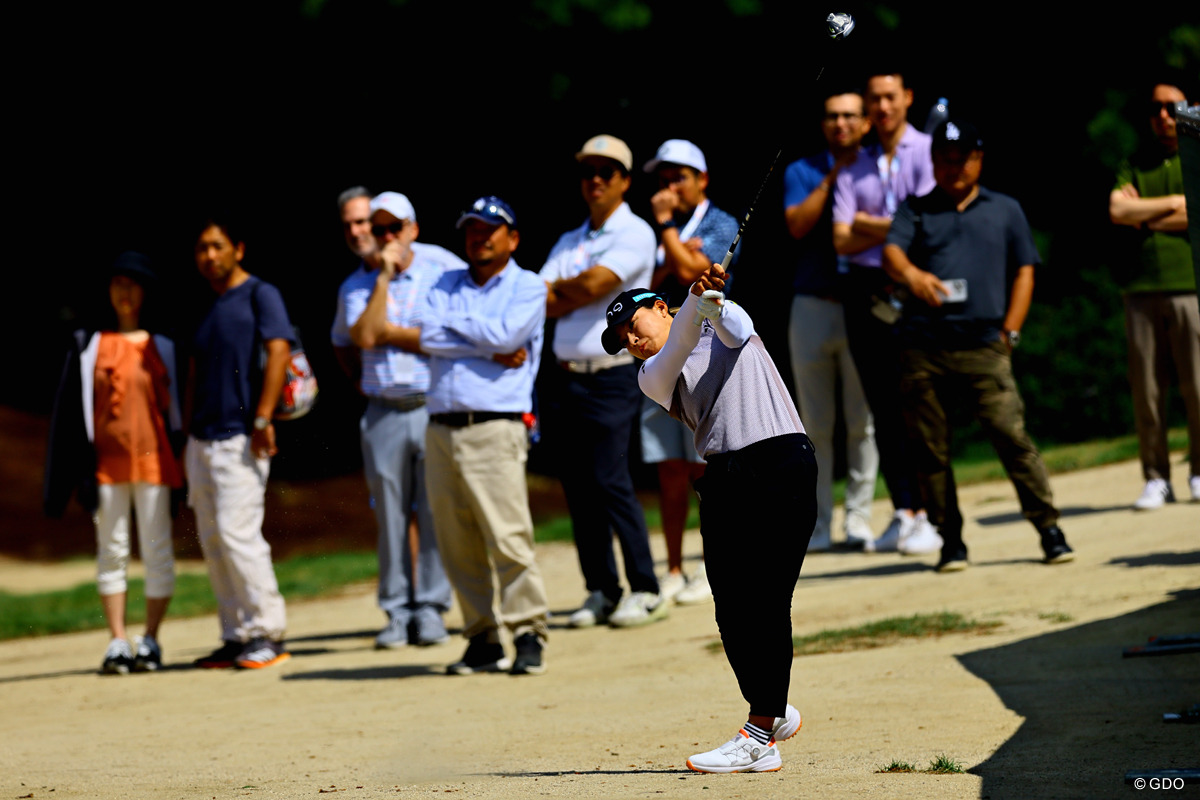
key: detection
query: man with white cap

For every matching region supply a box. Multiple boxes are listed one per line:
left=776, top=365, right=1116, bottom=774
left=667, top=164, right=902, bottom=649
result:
left=421, top=196, right=551, bottom=675
left=641, top=139, right=740, bottom=605
left=331, top=191, right=464, bottom=649
left=540, top=134, right=665, bottom=629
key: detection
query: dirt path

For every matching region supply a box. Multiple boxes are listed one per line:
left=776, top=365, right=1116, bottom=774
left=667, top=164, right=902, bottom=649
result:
left=1, top=458, right=1197, bottom=800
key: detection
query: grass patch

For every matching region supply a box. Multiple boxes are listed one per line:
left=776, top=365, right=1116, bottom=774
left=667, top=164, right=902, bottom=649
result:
left=877, top=755, right=965, bottom=774
left=0, top=551, right=379, bottom=642
left=832, top=426, right=1187, bottom=505
left=925, top=754, right=965, bottom=774
left=791, top=612, right=1002, bottom=656
left=1038, top=611, right=1074, bottom=624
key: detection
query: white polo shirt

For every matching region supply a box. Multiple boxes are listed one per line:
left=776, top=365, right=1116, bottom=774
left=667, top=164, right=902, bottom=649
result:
left=539, top=202, right=655, bottom=361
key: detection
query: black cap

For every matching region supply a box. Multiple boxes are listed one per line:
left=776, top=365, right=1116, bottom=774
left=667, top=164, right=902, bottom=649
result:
left=600, top=288, right=660, bottom=355
left=110, top=251, right=156, bottom=286
left=931, top=119, right=984, bottom=153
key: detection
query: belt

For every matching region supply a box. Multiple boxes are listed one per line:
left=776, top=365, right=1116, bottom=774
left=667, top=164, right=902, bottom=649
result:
left=557, top=352, right=634, bottom=374
left=368, top=394, right=427, bottom=412
left=430, top=412, right=523, bottom=427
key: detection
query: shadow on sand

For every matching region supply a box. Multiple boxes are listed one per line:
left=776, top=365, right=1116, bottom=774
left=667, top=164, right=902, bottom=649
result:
left=957, top=587, right=1200, bottom=799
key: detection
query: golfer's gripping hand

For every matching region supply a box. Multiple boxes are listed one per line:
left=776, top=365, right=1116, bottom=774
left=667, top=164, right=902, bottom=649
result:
left=696, top=290, right=725, bottom=321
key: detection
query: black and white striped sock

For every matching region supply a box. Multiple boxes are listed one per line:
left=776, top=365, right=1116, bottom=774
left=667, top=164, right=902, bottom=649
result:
left=743, top=722, right=772, bottom=745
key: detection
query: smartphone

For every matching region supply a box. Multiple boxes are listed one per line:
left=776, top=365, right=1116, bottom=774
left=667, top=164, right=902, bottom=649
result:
left=941, top=279, right=968, bottom=303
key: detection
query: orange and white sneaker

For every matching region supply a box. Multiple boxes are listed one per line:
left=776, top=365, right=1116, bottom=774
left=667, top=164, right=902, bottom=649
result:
left=686, top=730, right=782, bottom=774
left=236, top=638, right=291, bottom=669
left=771, top=704, right=802, bottom=742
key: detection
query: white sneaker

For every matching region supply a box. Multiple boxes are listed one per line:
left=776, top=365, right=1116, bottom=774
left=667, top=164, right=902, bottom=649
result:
left=771, top=704, right=802, bottom=742
left=1133, top=479, right=1175, bottom=510
left=1190, top=475, right=1200, bottom=502
left=687, top=730, right=782, bottom=773
left=568, top=590, right=615, bottom=628
left=807, top=526, right=832, bottom=553
left=899, top=512, right=943, bottom=555
left=866, top=510, right=913, bottom=553
left=608, top=592, right=668, bottom=628
left=659, top=572, right=687, bottom=604
left=844, top=512, right=874, bottom=549
left=675, top=563, right=713, bottom=605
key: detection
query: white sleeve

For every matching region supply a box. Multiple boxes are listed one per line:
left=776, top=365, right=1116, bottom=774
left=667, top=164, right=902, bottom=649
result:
left=710, top=297, right=756, bottom=349
left=637, top=293, right=705, bottom=409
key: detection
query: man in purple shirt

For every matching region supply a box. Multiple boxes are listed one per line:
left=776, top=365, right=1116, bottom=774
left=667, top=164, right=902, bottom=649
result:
left=830, top=70, right=939, bottom=556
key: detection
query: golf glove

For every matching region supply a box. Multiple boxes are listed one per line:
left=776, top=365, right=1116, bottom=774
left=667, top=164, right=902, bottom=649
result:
left=696, top=290, right=724, bottom=321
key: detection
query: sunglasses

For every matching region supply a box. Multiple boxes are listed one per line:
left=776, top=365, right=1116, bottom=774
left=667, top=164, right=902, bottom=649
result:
left=1149, top=101, right=1178, bottom=118
left=579, top=163, right=624, bottom=181
left=371, top=220, right=408, bottom=237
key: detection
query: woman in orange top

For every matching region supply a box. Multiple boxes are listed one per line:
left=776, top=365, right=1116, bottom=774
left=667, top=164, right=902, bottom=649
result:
left=45, top=252, right=183, bottom=674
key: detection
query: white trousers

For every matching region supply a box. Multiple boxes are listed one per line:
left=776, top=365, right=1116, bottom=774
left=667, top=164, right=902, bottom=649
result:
left=186, top=435, right=287, bottom=642
left=94, top=482, right=175, bottom=598
left=789, top=294, right=880, bottom=537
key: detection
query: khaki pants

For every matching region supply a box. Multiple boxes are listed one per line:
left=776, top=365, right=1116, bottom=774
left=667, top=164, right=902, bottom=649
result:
left=186, top=435, right=287, bottom=642
left=425, top=419, right=548, bottom=642
left=1124, top=292, right=1200, bottom=482
left=900, top=344, right=1058, bottom=552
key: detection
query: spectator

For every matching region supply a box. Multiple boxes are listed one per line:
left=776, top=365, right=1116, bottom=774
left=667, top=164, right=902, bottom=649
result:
left=421, top=196, right=552, bottom=676
left=331, top=191, right=460, bottom=648
left=641, top=139, right=740, bottom=604
left=44, top=252, right=182, bottom=673
left=883, top=119, right=1074, bottom=571
left=1108, top=78, right=1199, bottom=508
left=540, top=135, right=666, bottom=629
left=783, top=87, right=880, bottom=551
left=187, top=217, right=291, bottom=669
left=831, top=69, right=940, bottom=555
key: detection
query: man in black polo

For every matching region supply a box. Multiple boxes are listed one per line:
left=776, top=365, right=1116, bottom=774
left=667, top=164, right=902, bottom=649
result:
left=882, top=119, right=1074, bottom=572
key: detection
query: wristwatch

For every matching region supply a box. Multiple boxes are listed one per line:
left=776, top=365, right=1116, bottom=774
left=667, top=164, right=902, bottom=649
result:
left=1004, top=330, right=1021, bottom=348
left=657, top=218, right=677, bottom=231
left=253, top=415, right=271, bottom=431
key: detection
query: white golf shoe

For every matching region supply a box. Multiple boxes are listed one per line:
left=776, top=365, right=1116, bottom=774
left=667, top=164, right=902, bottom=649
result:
left=771, top=704, right=802, bottom=742
left=899, top=512, right=943, bottom=555
left=1133, top=479, right=1175, bottom=510
left=686, top=730, right=782, bottom=774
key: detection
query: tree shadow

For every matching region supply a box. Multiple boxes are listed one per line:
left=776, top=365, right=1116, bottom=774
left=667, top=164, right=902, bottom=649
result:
left=957, top=588, right=1200, bottom=799
left=1109, top=551, right=1200, bottom=568
left=283, top=663, right=445, bottom=681
left=801, top=562, right=934, bottom=581
left=974, top=504, right=1130, bottom=527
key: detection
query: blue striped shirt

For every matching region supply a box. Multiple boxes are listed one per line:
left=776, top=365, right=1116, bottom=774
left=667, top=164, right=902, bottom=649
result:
left=331, top=242, right=466, bottom=398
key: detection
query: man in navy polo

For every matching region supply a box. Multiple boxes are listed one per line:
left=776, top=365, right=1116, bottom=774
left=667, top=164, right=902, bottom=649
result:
left=331, top=191, right=462, bottom=649
left=421, top=196, right=551, bottom=676
left=882, top=119, right=1074, bottom=572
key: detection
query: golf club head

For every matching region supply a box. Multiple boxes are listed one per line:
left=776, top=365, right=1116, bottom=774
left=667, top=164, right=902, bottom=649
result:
left=826, top=12, right=855, bottom=40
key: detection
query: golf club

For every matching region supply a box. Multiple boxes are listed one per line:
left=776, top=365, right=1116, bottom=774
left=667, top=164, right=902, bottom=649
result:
left=694, top=11, right=855, bottom=325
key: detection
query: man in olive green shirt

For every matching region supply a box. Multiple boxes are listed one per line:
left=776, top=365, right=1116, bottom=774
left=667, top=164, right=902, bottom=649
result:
left=1109, top=79, right=1199, bottom=508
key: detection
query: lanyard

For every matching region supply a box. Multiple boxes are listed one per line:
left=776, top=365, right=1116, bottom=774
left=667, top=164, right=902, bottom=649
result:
left=876, top=150, right=900, bottom=216
left=656, top=199, right=710, bottom=266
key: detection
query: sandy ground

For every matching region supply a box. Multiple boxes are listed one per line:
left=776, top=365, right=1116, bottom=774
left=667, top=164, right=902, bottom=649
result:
left=1, top=457, right=1197, bottom=800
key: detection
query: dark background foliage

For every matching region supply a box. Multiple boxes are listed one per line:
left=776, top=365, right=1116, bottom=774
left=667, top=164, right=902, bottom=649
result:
left=10, top=0, right=1198, bottom=480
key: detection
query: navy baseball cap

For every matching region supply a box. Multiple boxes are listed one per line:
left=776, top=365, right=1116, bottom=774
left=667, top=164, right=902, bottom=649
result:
left=601, top=288, right=660, bottom=355
left=455, top=196, right=518, bottom=229
left=931, top=119, right=984, bottom=153
left=110, top=251, right=156, bottom=286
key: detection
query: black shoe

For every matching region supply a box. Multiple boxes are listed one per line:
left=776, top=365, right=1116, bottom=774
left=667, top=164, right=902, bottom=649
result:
left=133, top=635, right=163, bottom=672
left=935, top=544, right=969, bottom=573
left=447, top=633, right=511, bottom=675
left=1040, top=525, right=1074, bottom=564
left=193, top=640, right=243, bottom=669
left=510, top=632, right=546, bottom=676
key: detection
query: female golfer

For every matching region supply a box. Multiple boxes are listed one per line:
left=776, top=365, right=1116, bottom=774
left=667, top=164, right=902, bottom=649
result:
left=600, top=263, right=816, bottom=773
left=45, top=252, right=182, bottom=674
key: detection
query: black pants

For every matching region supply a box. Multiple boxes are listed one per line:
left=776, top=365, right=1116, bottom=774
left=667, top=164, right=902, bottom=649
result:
left=543, top=363, right=659, bottom=599
left=843, top=265, right=920, bottom=511
left=695, top=433, right=817, bottom=719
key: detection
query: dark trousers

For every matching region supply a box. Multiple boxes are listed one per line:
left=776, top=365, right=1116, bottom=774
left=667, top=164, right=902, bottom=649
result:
left=544, top=363, right=659, bottom=599
left=843, top=266, right=919, bottom=512
left=899, top=343, right=1059, bottom=558
left=696, top=433, right=817, bottom=719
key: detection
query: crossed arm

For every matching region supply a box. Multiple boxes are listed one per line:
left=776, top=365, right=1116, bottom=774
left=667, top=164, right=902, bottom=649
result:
left=1109, top=185, right=1188, bottom=231
left=545, top=265, right=621, bottom=318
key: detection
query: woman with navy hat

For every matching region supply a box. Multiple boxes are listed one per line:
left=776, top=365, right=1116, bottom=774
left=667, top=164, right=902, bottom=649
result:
left=45, top=251, right=182, bottom=674
left=600, top=262, right=817, bottom=774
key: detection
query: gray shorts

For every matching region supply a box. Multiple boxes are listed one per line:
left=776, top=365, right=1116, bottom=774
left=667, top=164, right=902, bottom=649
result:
left=640, top=397, right=705, bottom=465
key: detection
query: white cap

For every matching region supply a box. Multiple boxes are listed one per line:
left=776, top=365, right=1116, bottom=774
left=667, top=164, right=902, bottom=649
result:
left=575, top=135, right=633, bottom=172
left=643, top=139, right=707, bottom=174
left=369, top=191, right=417, bottom=222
